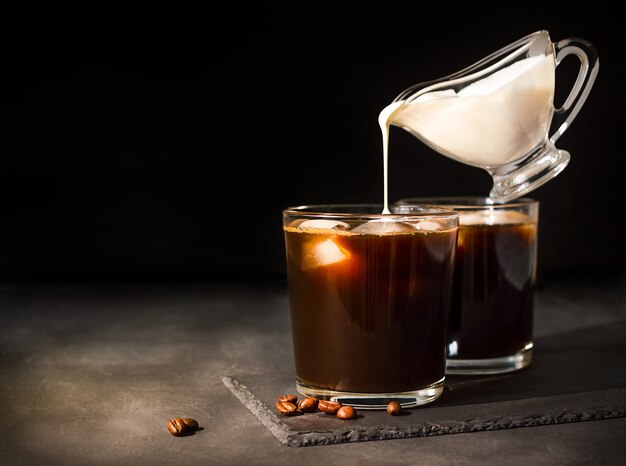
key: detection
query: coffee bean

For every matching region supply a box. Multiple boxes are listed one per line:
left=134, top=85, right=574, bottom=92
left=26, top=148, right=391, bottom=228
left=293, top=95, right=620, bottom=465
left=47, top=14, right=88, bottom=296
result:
left=336, top=406, right=356, bottom=420
left=167, top=417, right=187, bottom=436
left=318, top=400, right=342, bottom=415
left=278, top=394, right=298, bottom=404
left=386, top=401, right=401, bottom=415
left=276, top=401, right=298, bottom=416
left=298, top=397, right=319, bottom=413
left=183, top=418, right=200, bottom=430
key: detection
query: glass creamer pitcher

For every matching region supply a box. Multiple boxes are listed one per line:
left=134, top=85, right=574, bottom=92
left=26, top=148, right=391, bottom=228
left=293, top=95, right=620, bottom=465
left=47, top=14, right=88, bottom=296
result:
left=383, top=30, right=599, bottom=203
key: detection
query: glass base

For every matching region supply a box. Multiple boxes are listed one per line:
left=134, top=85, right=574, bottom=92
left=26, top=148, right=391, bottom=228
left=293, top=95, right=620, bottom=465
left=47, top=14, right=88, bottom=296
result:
left=445, top=343, right=533, bottom=375
left=296, top=378, right=445, bottom=410
left=489, top=142, right=570, bottom=203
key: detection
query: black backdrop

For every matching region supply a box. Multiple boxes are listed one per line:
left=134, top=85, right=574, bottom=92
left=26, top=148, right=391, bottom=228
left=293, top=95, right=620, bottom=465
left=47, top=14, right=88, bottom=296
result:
left=2, top=4, right=625, bottom=282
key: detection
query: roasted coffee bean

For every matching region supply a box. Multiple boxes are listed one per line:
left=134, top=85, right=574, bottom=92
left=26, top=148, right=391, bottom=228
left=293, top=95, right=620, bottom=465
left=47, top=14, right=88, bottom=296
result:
left=183, top=418, right=200, bottom=430
left=278, top=394, right=298, bottom=404
left=167, top=417, right=187, bottom=436
left=298, top=397, right=319, bottom=412
left=386, top=401, right=401, bottom=415
left=276, top=401, right=298, bottom=416
left=336, top=406, right=356, bottom=420
left=318, top=400, right=342, bottom=415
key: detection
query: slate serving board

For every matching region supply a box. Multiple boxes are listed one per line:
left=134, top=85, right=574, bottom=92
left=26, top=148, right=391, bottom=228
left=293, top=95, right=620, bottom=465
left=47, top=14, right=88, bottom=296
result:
left=223, top=320, right=626, bottom=447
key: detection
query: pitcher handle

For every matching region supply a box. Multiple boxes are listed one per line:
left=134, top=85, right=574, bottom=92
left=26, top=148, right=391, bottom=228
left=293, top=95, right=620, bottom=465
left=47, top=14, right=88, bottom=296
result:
left=550, top=38, right=599, bottom=143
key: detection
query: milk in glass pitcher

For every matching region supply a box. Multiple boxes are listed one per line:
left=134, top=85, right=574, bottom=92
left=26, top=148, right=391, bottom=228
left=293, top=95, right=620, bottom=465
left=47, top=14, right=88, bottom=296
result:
left=380, top=30, right=599, bottom=203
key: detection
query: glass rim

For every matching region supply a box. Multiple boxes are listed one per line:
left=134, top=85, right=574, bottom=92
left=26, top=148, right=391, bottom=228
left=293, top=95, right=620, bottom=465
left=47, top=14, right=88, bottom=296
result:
left=395, top=197, right=538, bottom=211
left=283, top=203, right=459, bottom=220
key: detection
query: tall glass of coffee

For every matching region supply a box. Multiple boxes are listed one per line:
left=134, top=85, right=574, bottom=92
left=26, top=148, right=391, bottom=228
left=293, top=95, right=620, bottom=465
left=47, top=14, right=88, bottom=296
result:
left=283, top=204, right=458, bottom=409
left=395, top=198, right=539, bottom=375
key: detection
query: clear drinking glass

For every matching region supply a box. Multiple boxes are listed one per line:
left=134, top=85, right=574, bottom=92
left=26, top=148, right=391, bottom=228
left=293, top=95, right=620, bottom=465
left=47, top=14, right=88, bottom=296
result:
left=395, top=198, right=539, bottom=375
left=386, top=30, right=598, bottom=203
left=283, top=204, right=459, bottom=408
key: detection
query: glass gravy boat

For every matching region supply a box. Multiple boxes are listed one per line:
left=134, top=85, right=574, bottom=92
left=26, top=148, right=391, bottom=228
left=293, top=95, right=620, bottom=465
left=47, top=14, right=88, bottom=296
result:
left=386, top=30, right=599, bottom=203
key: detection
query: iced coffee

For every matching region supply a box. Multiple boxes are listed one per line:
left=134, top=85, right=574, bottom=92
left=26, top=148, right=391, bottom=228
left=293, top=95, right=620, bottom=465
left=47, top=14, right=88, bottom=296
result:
left=396, top=198, right=539, bottom=374
left=283, top=205, right=458, bottom=408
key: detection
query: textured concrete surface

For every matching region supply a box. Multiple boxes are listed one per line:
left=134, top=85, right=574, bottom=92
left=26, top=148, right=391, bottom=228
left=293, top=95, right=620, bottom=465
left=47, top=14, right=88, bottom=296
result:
left=0, top=274, right=625, bottom=464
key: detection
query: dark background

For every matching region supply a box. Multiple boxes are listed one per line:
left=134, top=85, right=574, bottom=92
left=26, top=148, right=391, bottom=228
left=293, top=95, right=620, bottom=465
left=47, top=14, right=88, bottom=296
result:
left=1, top=3, right=624, bottom=283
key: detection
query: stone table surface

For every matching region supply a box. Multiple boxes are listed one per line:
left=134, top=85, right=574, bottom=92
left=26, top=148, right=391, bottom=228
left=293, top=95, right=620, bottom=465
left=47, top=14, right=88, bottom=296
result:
left=0, top=273, right=625, bottom=465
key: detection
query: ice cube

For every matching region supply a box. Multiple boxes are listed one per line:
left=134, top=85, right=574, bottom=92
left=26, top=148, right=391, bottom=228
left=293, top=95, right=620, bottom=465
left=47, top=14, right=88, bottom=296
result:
left=459, top=212, right=490, bottom=226
left=414, top=220, right=441, bottom=231
left=460, top=210, right=529, bottom=226
left=351, top=219, right=414, bottom=235
left=302, top=238, right=350, bottom=270
left=295, top=219, right=350, bottom=230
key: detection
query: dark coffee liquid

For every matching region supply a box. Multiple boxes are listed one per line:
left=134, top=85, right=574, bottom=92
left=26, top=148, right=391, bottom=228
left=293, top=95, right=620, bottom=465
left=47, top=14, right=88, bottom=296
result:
left=447, top=219, right=537, bottom=359
left=284, top=226, right=456, bottom=393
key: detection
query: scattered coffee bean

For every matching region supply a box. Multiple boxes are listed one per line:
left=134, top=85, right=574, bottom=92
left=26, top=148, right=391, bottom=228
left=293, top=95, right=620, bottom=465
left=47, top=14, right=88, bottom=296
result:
left=298, top=397, right=319, bottom=413
left=336, top=405, right=356, bottom=420
left=386, top=401, right=401, bottom=415
left=183, top=418, right=200, bottom=430
left=278, top=394, right=298, bottom=404
left=318, top=400, right=342, bottom=415
left=167, top=417, right=187, bottom=436
left=276, top=401, right=298, bottom=416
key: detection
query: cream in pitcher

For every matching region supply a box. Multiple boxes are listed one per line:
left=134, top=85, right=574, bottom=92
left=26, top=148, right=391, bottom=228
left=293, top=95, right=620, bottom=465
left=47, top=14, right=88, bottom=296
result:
left=384, top=54, right=555, bottom=167
left=379, top=30, right=599, bottom=205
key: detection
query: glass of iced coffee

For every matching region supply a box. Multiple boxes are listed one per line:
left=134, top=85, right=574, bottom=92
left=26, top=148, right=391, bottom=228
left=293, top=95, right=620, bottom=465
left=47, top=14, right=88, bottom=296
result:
left=282, top=204, right=459, bottom=409
left=395, top=198, right=539, bottom=375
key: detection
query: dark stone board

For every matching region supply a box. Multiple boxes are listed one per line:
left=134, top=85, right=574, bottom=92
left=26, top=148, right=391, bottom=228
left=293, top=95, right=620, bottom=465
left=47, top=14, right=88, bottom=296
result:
left=223, top=319, right=626, bottom=447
